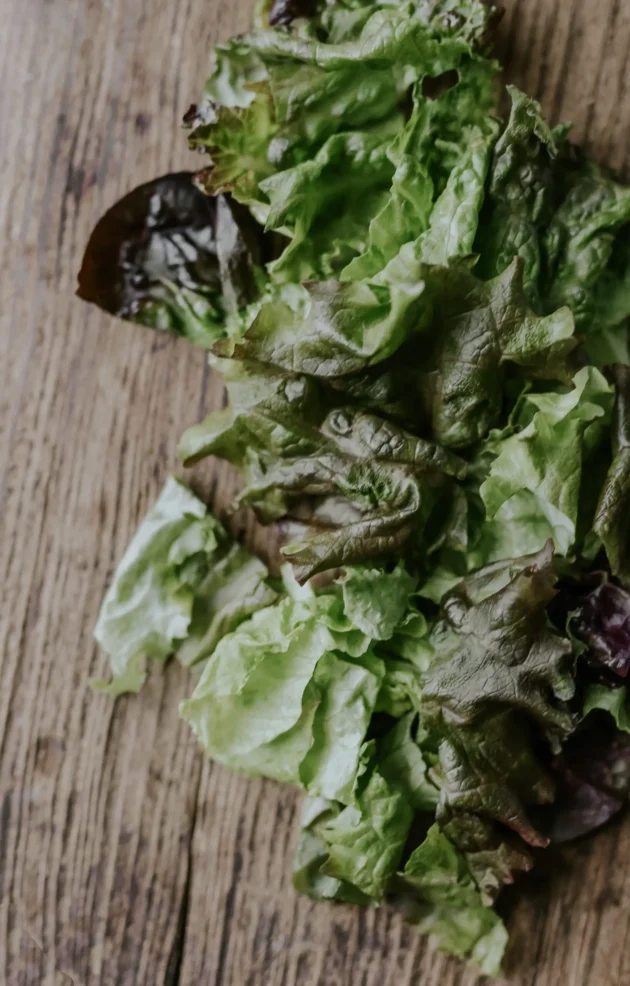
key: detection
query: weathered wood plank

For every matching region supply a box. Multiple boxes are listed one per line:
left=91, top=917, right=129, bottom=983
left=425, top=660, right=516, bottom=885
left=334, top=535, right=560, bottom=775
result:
left=1, top=1, right=629, bottom=985
left=0, top=1, right=244, bottom=984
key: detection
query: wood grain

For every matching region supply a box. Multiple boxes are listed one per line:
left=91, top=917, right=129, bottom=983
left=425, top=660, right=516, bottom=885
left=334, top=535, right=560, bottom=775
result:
left=0, top=1, right=628, bottom=984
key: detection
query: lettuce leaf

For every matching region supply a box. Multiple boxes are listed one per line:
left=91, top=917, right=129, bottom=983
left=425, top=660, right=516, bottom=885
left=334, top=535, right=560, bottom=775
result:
left=425, top=258, right=576, bottom=448
left=180, top=587, right=386, bottom=799
left=314, top=757, right=414, bottom=899
left=420, top=548, right=574, bottom=850
left=594, top=365, right=630, bottom=579
left=400, top=824, right=508, bottom=975
left=93, top=477, right=271, bottom=694
left=189, top=85, right=279, bottom=210
left=422, top=543, right=575, bottom=735
left=543, top=158, right=630, bottom=331
left=77, top=174, right=270, bottom=345
left=292, top=797, right=372, bottom=904
left=480, top=367, right=613, bottom=559
left=175, top=545, right=278, bottom=669
left=307, top=0, right=499, bottom=50
left=340, top=563, right=418, bottom=639
left=572, top=580, right=630, bottom=680
left=378, top=713, right=439, bottom=811
left=474, top=86, right=566, bottom=304
left=343, top=56, right=499, bottom=280
left=259, top=126, right=397, bottom=283
left=584, top=685, right=630, bottom=731
left=588, top=235, right=630, bottom=365
left=375, top=660, right=425, bottom=716
left=434, top=712, right=555, bottom=847
left=440, top=812, right=533, bottom=904
left=181, top=373, right=467, bottom=577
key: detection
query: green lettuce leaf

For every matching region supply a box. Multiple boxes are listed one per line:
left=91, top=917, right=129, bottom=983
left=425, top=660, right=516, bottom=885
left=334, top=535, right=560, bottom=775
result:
left=292, top=797, right=372, bottom=904
left=311, top=0, right=499, bottom=50
left=422, top=543, right=575, bottom=736
left=178, top=357, right=325, bottom=472
left=584, top=684, right=630, bottom=732
left=198, top=37, right=268, bottom=108
left=293, top=709, right=440, bottom=900
left=188, top=82, right=279, bottom=211
left=259, top=126, right=396, bottom=283
left=378, top=713, right=439, bottom=811
left=589, top=233, right=630, bottom=361
left=401, top=824, right=508, bottom=975
left=93, top=478, right=269, bottom=695
left=379, top=607, right=434, bottom=669
left=474, top=86, right=566, bottom=304
left=228, top=250, right=436, bottom=377
left=415, top=118, right=499, bottom=266
left=480, top=366, right=613, bottom=559
left=227, top=255, right=574, bottom=427
left=594, top=365, right=630, bottom=579
left=543, top=157, right=630, bottom=330
left=343, top=56, right=499, bottom=281
left=317, top=756, right=414, bottom=899
left=375, top=659, right=424, bottom=716
left=180, top=586, right=387, bottom=800
left=175, top=544, right=277, bottom=668
left=340, top=563, right=418, bottom=640
left=248, top=7, right=471, bottom=138
left=425, top=257, right=577, bottom=448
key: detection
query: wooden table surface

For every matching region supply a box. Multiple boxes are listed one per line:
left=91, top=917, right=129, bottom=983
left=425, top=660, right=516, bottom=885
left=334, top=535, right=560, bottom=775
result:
left=2, top=1, right=630, bottom=984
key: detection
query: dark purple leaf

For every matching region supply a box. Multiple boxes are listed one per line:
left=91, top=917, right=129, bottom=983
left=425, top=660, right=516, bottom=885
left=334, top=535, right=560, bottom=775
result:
left=268, top=0, right=317, bottom=27
left=540, top=721, right=630, bottom=843
left=572, top=582, right=630, bottom=679
left=77, top=172, right=267, bottom=346
left=568, top=726, right=630, bottom=799
left=543, top=772, right=623, bottom=844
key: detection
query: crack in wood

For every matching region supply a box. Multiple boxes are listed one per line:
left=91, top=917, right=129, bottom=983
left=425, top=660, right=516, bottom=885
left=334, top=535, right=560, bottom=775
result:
left=165, top=777, right=202, bottom=986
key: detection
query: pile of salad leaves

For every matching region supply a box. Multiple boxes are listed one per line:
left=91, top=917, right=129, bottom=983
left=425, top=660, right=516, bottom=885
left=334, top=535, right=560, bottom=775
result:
left=79, top=0, right=630, bottom=974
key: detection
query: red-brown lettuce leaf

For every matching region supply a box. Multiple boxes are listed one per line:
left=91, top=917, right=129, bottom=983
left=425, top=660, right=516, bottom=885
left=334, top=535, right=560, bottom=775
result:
left=77, top=173, right=270, bottom=346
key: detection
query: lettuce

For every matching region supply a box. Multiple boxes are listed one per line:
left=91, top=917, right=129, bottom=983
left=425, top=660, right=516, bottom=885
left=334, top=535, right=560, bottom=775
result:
left=93, top=477, right=274, bottom=694
left=77, top=174, right=271, bottom=345
left=293, top=797, right=372, bottom=904
left=378, top=713, right=439, bottom=811
left=340, top=563, right=418, bottom=639
left=180, top=373, right=468, bottom=577
left=400, top=825, right=508, bottom=975
left=594, top=366, right=630, bottom=579
left=584, top=686, right=630, bottom=731
left=543, top=158, right=630, bottom=331
left=474, top=86, right=567, bottom=304
left=180, top=584, right=387, bottom=799
left=317, top=759, right=414, bottom=899
left=82, top=0, right=630, bottom=974
left=572, top=580, right=630, bottom=680
left=480, top=367, right=613, bottom=559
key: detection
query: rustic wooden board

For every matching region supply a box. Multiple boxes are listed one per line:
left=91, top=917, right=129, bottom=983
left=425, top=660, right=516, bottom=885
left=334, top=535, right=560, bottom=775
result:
left=1, top=1, right=629, bottom=984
